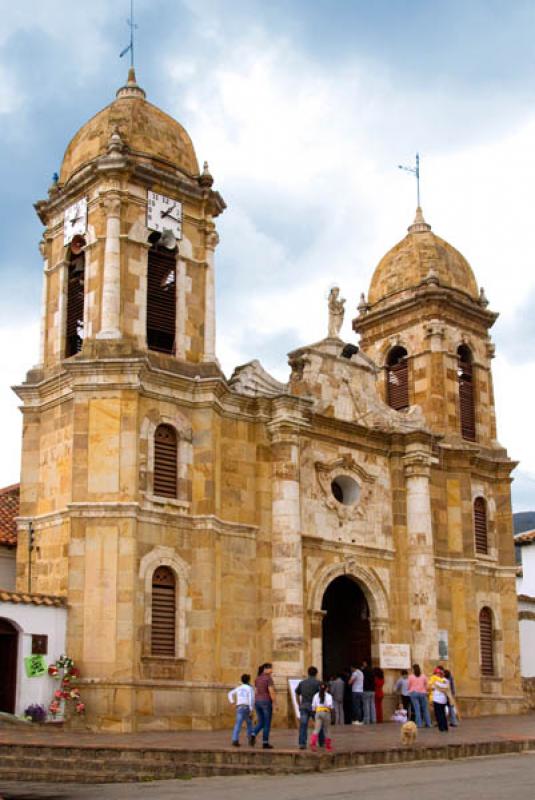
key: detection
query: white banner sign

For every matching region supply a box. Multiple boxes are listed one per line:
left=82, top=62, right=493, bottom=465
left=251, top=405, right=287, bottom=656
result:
left=288, top=678, right=301, bottom=721
left=379, top=643, right=411, bottom=669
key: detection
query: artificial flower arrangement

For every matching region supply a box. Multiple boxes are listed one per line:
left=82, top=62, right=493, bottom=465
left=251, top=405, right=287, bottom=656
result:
left=47, top=655, right=85, bottom=718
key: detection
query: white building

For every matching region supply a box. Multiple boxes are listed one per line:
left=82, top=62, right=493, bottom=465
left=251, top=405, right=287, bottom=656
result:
left=515, top=530, right=535, bottom=678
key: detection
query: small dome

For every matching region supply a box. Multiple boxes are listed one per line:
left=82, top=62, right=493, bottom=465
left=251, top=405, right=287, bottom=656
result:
left=59, top=69, right=199, bottom=184
left=368, top=208, right=479, bottom=305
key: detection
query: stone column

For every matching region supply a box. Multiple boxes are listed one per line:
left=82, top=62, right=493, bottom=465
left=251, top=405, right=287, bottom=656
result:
left=38, top=239, right=49, bottom=366
left=268, top=407, right=305, bottom=683
left=402, top=445, right=438, bottom=668
left=202, top=228, right=218, bottom=362
left=97, top=194, right=122, bottom=339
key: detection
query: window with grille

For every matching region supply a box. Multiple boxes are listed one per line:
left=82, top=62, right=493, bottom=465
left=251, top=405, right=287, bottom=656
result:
left=458, top=345, right=476, bottom=441
left=65, top=250, right=85, bottom=357
left=386, top=346, right=409, bottom=410
left=154, top=424, right=178, bottom=498
left=474, top=497, right=488, bottom=555
left=479, top=606, right=494, bottom=676
left=146, top=243, right=176, bottom=354
left=151, top=566, right=176, bottom=656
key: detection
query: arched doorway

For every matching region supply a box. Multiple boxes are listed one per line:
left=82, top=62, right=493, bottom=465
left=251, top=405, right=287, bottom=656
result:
left=0, top=618, right=18, bottom=714
left=321, top=576, right=371, bottom=679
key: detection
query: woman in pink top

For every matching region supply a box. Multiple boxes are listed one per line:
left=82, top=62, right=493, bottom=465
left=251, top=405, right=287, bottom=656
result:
left=407, top=664, right=432, bottom=728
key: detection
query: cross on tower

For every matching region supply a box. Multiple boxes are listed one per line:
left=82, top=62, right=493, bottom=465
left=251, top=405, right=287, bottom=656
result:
left=398, top=153, right=421, bottom=208
left=120, top=0, right=138, bottom=68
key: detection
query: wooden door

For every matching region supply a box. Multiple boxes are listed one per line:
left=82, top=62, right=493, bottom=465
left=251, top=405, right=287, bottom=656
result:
left=0, top=618, right=18, bottom=714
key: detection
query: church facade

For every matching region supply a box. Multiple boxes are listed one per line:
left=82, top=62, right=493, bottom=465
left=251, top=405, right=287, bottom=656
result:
left=11, top=69, right=523, bottom=730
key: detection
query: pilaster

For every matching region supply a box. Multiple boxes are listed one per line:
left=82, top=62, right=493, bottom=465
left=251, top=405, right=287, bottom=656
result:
left=97, top=193, right=122, bottom=340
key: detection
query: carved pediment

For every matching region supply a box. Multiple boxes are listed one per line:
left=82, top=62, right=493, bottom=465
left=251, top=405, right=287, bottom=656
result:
left=229, top=359, right=288, bottom=398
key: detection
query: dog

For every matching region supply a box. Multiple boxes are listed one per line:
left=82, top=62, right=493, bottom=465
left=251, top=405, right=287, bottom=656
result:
left=400, top=720, right=418, bottom=745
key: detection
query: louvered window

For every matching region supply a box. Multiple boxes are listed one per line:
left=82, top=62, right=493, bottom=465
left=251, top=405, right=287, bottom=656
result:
left=65, top=254, right=85, bottom=357
left=151, top=566, right=176, bottom=656
left=147, top=245, right=176, bottom=354
left=154, top=424, right=177, bottom=498
left=386, top=346, right=409, bottom=410
left=458, top=345, right=476, bottom=441
left=479, top=607, right=494, bottom=676
left=474, top=497, right=488, bottom=554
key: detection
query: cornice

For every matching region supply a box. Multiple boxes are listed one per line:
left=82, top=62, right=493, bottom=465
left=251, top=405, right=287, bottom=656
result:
left=301, top=534, right=395, bottom=560
left=354, top=284, right=498, bottom=337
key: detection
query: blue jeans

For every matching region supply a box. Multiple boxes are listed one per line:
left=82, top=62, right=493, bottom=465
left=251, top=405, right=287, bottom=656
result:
left=410, top=692, right=432, bottom=727
left=351, top=692, right=363, bottom=722
left=253, top=700, right=272, bottom=743
left=232, top=705, right=253, bottom=743
left=363, top=691, right=376, bottom=724
left=298, top=707, right=325, bottom=747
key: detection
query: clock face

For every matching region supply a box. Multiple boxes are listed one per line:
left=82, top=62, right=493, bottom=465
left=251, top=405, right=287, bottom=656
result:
left=64, top=198, right=87, bottom=245
left=147, top=191, right=182, bottom=240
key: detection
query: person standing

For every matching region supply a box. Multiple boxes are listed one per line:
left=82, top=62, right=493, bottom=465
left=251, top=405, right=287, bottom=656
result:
left=295, top=666, right=322, bottom=749
left=394, top=669, right=413, bottom=720
left=373, top=666, right=385, bottom=723
left=407, top=663, right=432, bottom=728
left=310, top=683, right=334, bottom=752
left=430, top=667, right=450, bottom=732
left=251, top=663, right=275, bottom=749
left=330, top=674, right=346, bottom=725
left=361, top=660, right=377, bottom=725
left=443, top=669, right=459, bottom=726
left=348, top=663, right=364, bottom=725
left=228, top=673, right=255, bottom=747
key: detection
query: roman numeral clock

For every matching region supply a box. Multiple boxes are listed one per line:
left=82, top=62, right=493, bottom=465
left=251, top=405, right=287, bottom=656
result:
left=147, top=191, right=183, bottom=240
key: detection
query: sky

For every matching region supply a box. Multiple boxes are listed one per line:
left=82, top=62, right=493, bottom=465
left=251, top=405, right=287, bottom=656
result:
left=0, top=0, right=534, bottom=511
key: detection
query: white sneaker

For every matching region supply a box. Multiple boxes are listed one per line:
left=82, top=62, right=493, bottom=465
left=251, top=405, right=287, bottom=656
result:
left=352, top=721, right=363, bottom=726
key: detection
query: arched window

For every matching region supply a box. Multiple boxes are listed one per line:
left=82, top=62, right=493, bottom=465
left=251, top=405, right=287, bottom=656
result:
left=146, top=237, right=176, bottom=354
left=386, top=346, right=409, bottom=410
left=65, top=235, right=85, bottom=357
left=151, top=566, right=176, bottom=656
left=154, top=424, right=177, bottom=498
left=474, top=497, right=488, bottom=555
left=479, top=607, right=494, bottom=676
left=458, top=345, right=476, bottom=441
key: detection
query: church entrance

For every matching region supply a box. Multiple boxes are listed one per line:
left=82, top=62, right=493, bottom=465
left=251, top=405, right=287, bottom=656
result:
left=0, top=618, right=18, bottom=714
left=321, top=576, right=371, bottom=679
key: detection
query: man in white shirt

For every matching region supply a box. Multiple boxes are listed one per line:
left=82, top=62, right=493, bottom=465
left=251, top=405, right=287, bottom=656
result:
left=348, top=663, right=364, bottom=725
left=228, top=673, right=255, bottom=746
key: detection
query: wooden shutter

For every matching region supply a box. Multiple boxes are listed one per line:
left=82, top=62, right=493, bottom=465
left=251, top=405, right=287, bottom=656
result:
left=151, top=566, right=176, bottom=656
left=479, top=607, right=494, bottom=676
left=474, top=497, right=488, bottom=554
left=459, top=360, right=476, bottom=441
left=147, top=247, right=176, bottom=354
left=65, top=257, right=85, bottom=357
left=154, top=425, right=177, bottom=498
left=387, top=360, right=409, bottom=410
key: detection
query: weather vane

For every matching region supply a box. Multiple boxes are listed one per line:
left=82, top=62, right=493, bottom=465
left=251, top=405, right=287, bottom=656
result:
left=398, top=153, right=421, bottom=208
left=120, top=0, right=138, bottom=68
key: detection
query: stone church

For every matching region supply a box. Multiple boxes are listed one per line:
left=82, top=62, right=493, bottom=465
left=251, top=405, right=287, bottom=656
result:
left=9, top=68, right=523, bottom=730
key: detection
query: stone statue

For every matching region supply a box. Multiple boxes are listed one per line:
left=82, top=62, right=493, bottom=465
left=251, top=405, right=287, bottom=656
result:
left=328, top=286, right=345, bottom=338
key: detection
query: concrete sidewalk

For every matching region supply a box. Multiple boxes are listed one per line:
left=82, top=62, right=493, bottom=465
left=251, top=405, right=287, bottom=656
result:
left=0, top=714, right=533, bottom=783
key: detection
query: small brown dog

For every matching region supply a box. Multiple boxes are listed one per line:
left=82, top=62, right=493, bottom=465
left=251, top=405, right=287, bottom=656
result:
left=400, top=720, right=418, bottom=745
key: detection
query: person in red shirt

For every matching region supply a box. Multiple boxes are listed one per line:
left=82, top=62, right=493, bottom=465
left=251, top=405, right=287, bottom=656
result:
left=373, top=667, right=385, bottom=723
left=251, top=663, right=276, bottom=749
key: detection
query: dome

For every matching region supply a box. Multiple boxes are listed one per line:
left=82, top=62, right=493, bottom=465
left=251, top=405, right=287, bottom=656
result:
left=367, top=208, right=479, bottom=305
left=59, top=68, right=199, bottom=184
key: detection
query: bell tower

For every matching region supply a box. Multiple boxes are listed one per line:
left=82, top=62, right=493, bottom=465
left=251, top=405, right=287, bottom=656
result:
left=14, top=70, right=227, bottom=726
left=353, top=207, right=499, bottom=447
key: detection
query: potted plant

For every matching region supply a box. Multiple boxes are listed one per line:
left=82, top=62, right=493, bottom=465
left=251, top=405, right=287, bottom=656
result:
left=24, top=703, right=47, bottom=723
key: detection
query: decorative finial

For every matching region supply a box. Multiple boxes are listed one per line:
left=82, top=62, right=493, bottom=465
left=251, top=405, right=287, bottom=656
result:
left=423, top=265, right=439, bottom=285
left=479, top=287, right=489, bottom=307
left=116, top=66, right=146, bottom=100
left=107, top=126, right=124, bottom=155
left=399, top=152, right=421, bottom=207
left=357, top=292, right=369, bottom=315
left=199, top=160, right=214, bottom=188
left=408, top=206, right=432, bottom=234
left=328, top=286, right=345, bottom=338
left=120, top=0, right=138, bottom=68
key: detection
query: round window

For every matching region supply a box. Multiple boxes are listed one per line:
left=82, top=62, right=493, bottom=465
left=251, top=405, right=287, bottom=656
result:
left=331, top=475, right=360, bottom=506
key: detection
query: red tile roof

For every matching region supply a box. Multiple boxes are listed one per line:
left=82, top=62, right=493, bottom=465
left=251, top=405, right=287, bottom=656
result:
left=0, top=484, right=19, bottom=547
left=0, top=590, right=66, bottom=607
left=515, top=529, right=535, bottom=546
